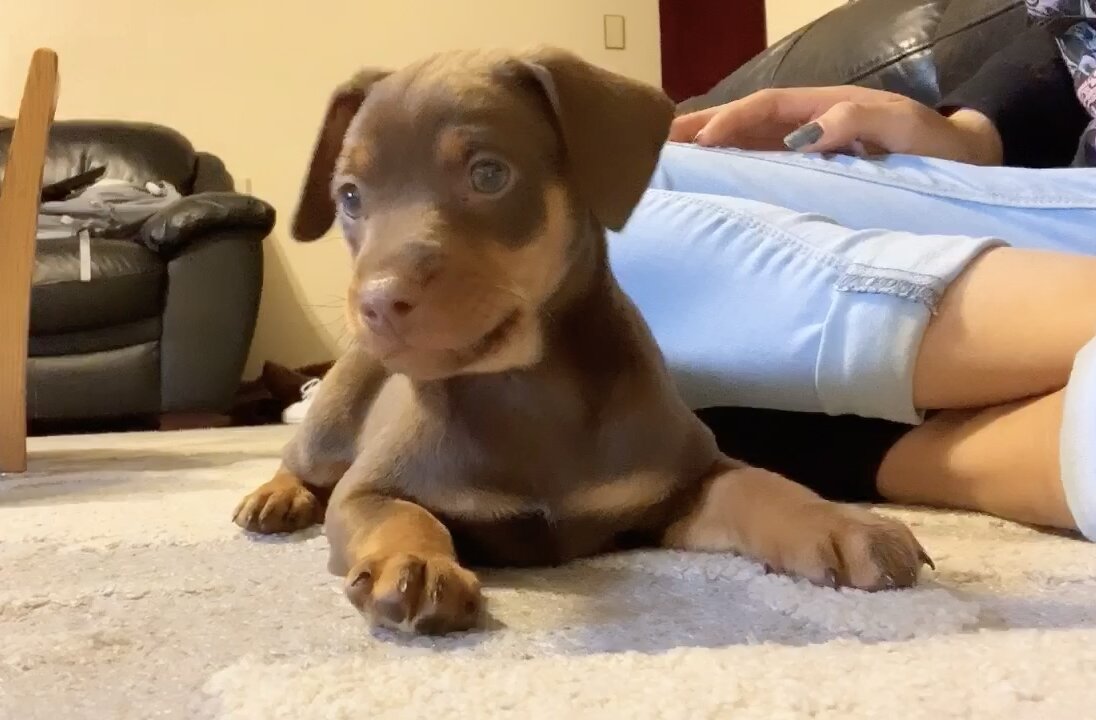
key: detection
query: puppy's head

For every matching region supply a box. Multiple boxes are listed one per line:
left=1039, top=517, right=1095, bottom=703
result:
left=293, top=48, right=673, bottom=381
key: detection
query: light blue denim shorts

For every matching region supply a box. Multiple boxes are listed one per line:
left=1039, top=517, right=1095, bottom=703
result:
left=607, top=142, right=1096, bottom=424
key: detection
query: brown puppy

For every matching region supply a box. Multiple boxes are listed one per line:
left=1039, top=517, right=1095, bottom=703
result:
left=234, top=47, right=932, bottom=635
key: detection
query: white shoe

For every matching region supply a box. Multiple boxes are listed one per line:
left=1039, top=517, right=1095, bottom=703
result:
left=282, top=377, right=322, bottom=425
left=1061, top=335, right=1096, bottom=541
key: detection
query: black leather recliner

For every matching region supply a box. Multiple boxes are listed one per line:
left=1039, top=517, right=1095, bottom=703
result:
left=680, top=0, right=1023, bottom=113
left=0, top=120, right=273, bottom=423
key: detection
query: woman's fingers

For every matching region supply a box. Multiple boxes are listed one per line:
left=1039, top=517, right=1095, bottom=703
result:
left=784, top=100, right=923, bottom=154
left=668, top=107, right=719, bottom=142
left=690, top=91, right=794, bottom=148
left=672, top=87, right=909, bottom=150
left=668, top=87, right=970, bottom=161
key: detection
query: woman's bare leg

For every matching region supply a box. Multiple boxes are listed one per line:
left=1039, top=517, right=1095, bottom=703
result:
left=911, top=247, right=1096, bottom=410
left=877, top=391, right=1073, bottom=530
left=877, top=247, right=1096, bottom=533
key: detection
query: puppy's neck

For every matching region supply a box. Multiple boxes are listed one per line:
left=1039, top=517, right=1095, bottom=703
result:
left=542, top=212, right=613, bottom=325
left=530, top=214, right=640, bottom=383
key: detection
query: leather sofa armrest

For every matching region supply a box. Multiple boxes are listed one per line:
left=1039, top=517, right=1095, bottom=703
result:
left=138, top=191, right=275, bottom=255
left=159, top=230, right=264, bottom=413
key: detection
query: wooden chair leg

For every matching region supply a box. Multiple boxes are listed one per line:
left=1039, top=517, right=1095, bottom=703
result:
left=0, top=49, right=59, bottom=473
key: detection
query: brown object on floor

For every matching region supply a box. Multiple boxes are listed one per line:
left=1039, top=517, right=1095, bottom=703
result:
left=225, top=361, right=333, bottom=427
left=158, top=413, right=232, bottom=431
left=0, top=49, right=59, bottom=473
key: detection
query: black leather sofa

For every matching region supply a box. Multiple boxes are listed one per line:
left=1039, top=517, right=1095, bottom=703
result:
left=680, top=0, right=1022, bottom=113
left=0, top=120, right=273, bottom=425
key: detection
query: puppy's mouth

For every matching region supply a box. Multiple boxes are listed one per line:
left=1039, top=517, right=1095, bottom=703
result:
left=368, top=309, right=522, bottom=376
left=457, top=309, right=522, bottom=362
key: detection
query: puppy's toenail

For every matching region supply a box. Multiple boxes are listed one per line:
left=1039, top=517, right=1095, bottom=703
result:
left=824, top=569, right=838, bottom=588
left=430, top=578, right=444, bottom=604
left=918, top=548, right=936, bottom=571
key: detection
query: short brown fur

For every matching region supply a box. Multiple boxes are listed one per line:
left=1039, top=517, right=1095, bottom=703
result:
left=234, top=47, right=932, bottom=635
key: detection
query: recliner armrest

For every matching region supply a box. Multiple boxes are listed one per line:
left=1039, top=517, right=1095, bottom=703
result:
left=138, top=191, right=275, bottom=255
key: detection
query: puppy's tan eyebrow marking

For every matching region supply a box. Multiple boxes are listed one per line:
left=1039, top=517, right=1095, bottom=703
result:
left=342, top=142, right=373, bottom=177
left=435, top=125, right=500, bottom=166
left=435, top=127, right=468, bottom=166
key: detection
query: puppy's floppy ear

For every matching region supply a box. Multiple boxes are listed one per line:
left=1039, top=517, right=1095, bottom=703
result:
left=292, top=69, right=390, bottom=241
left=520, top=48, right=675, bottom=231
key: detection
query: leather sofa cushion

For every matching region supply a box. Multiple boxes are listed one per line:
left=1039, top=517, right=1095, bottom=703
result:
left=29, top=318, right=162, bottom=358
left=0, top=120, right=199, bottom=193
left=31, top=238, right=165, bottom=334
left=27, top=342, right=161, bottom=420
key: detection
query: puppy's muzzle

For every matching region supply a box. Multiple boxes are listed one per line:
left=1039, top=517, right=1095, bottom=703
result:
left=356, top=242, right=443, bottom=339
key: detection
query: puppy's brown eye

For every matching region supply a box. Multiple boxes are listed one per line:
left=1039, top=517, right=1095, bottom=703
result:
left=469, top=159, right=510, bottom=195
left=336, top=183, right=363, bottom=219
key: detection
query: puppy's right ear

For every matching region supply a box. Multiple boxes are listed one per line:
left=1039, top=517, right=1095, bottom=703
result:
left=292, top=69, right=390, bottom=241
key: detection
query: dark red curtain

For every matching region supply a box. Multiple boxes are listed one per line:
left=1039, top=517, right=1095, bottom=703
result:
left=659, top=0, right=767, bottom=103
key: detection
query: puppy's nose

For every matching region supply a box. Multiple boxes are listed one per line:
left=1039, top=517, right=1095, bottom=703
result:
left=359, top=276, right=420, bottom=335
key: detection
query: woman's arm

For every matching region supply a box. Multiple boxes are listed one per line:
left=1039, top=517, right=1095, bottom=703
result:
left=670, top=24, right=1086, bottom=168
left=936, top=23, right=1089, bottom=168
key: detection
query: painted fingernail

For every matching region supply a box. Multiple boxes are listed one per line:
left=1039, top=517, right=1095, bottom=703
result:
left=783, top=122, right=823, bottom=151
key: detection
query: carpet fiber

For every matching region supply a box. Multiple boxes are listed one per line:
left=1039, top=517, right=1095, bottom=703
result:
left=2, top=426, right=1096, bottom=719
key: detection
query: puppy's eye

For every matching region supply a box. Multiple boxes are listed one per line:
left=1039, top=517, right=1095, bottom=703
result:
left=469, top=158, right=511, bottom=195
left=336, top=183, right=363, bottom=218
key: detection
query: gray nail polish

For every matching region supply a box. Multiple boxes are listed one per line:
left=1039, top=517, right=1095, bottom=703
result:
left=784, top=122, right=824, bottom=150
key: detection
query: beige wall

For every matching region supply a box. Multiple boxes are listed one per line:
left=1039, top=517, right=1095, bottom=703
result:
left=2, top=0, right=661, bottom=378
left=765, top=0, right=846, bottom=44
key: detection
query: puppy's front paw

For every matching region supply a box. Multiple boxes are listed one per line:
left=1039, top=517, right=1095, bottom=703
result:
left=345, top=552, right=483, bottom=635
left=233, top=473, right=321, bottom=534
left=764, top=503, right=933, bottom=591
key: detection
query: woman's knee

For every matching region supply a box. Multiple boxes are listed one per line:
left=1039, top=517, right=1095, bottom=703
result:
left=913, top=247, right=1096, bottom=409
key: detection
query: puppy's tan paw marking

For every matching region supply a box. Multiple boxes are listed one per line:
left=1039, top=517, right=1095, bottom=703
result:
left=345, top=552, right=483, bottom=636
left=232, top=478, right=320, bottom=534
left=764, top=505, right=931, bottom=591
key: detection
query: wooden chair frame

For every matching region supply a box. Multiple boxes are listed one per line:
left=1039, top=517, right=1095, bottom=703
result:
left=0, top=49, right=60, bottom=472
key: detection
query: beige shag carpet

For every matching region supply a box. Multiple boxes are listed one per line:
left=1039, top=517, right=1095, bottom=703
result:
left=2, top=426, right=1096, bottom=719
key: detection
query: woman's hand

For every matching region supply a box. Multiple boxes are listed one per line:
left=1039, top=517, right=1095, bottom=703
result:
left=669, top=86, right=1004, bottom=166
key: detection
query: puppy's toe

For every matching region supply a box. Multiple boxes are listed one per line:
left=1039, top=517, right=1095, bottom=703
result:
left=233, top=480, right=319, bottom=534
left=765, top=504, right=931, bottom=591
left=345, top=553, right=482, bottom=635
left=830, top=510, right=932, bottom=591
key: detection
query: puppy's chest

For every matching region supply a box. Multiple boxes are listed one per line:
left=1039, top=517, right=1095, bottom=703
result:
left=396, top=429, right=679, bottom=567
left=360, top=375, right=683, bottom=562
left=379, top=401, right=636, bottom=517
